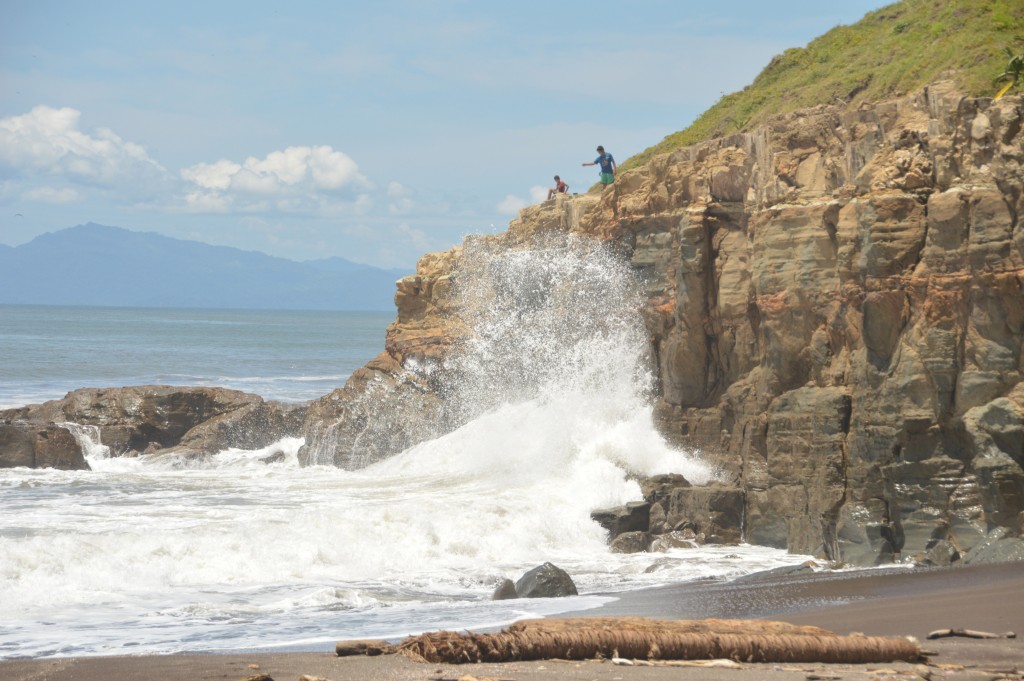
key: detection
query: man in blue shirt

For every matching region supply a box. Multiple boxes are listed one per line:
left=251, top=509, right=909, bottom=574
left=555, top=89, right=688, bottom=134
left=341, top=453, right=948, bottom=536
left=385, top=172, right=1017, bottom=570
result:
left=583, top=145, right=616, bottom=185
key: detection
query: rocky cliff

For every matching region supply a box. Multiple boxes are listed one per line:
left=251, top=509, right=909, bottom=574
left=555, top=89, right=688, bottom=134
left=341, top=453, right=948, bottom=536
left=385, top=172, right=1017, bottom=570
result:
left=301, top=82, right=1024, bottom=566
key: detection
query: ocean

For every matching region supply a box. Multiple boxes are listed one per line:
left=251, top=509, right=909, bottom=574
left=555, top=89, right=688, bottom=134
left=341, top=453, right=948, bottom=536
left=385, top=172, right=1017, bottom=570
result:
left=0, top=305, right=393, bottom=409
left=0, top=251, right=806, bottom=660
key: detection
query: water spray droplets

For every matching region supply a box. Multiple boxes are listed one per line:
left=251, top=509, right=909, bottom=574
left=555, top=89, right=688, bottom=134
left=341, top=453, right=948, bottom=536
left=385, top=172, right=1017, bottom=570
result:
left=444, top=235, right=651, bottom=423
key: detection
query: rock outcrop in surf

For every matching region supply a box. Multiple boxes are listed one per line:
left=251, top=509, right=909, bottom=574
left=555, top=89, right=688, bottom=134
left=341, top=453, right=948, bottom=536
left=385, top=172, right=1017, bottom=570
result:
left=0, top=386, right=304, bottom=468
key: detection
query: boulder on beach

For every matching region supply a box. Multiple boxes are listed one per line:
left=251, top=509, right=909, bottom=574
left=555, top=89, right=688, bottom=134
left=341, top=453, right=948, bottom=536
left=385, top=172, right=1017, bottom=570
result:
left=491, top=578, right=518, bottom=601
left=513, top=562, right=578, bottom=598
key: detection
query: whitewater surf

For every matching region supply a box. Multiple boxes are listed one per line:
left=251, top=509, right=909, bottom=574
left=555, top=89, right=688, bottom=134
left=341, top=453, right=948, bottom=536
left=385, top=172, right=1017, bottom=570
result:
left=0, top=237, right=807, bottom=658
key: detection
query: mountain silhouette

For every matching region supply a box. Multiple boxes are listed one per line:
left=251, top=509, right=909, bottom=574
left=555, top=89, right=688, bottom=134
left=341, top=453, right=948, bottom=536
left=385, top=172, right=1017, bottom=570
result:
left=0, top=223, right=407, bottom=310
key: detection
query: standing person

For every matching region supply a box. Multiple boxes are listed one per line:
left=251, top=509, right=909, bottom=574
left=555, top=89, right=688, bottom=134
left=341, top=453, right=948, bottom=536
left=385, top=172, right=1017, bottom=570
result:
left=547, top=175, right=569, bottom=200
left=582, top=145, right=616, bottom=185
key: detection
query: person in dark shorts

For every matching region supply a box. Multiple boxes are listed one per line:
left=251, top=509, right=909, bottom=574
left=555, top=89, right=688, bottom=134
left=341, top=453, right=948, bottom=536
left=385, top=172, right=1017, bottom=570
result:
left=547, top=175, right=569, bottom=200
left=582, top=145, right=616, bottom=184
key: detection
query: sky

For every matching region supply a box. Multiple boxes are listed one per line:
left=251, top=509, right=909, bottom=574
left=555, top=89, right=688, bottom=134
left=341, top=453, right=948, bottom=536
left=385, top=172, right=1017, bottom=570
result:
left=1, top=0, right=891, bottom=270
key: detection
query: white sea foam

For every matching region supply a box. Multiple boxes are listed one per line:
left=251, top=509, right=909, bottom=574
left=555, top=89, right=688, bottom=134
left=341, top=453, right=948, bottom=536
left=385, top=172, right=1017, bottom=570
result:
left=58, top=422, right=111, bottom=461
left=0, top=238, right=806, bottom=658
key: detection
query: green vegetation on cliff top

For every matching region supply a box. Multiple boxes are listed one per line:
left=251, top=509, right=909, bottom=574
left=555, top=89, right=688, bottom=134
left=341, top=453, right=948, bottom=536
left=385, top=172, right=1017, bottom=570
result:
left=621, top=0, right=1024, bottom=172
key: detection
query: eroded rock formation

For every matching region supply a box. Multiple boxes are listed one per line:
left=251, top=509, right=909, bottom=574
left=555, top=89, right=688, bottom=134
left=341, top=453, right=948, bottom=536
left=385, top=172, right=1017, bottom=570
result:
left=592, top=82, right=1024, bottom=565
left=0, top=422, right=89, bottom=470
left=0, top=386, right=305, bottom=467
left=303, top=82, right=1023, bottom=565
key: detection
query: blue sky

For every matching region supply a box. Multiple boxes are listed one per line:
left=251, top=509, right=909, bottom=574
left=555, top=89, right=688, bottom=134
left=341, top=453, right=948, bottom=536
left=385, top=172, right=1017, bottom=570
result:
left=1, top=0, right=890, bottom=269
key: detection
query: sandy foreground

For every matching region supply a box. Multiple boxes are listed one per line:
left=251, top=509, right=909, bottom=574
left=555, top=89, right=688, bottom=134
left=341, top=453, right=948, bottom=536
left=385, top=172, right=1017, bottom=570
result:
left=2, top=562, right=1022, bottom=681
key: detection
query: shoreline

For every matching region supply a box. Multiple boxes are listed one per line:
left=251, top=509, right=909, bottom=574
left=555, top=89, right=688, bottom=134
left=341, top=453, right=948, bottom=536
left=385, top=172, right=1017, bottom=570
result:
left=3, top=561, right=1021, bottom=680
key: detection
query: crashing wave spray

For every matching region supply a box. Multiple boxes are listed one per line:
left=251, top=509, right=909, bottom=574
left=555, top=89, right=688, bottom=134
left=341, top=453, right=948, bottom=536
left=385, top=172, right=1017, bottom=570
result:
left=58, top=422, right=110, bottom=462
left=302, top=232, right=714, bottom=483
left=377, top=233, right=715, bottom=483
left=445, top=235, right=652, bottom=424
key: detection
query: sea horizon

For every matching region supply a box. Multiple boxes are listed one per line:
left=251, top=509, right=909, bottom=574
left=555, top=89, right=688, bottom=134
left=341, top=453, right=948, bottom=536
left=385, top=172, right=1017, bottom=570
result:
left=0, top=304, right=394, bottom=409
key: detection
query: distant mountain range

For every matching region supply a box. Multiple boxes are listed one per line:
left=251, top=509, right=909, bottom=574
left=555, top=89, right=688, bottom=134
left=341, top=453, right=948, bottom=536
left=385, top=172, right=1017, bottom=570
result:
left=0, top=223, right=409, bottom=310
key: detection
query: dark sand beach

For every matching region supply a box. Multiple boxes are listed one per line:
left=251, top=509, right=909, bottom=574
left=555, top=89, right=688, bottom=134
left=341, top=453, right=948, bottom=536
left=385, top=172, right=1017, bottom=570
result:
left=3, top=562, right=1021, bottom=681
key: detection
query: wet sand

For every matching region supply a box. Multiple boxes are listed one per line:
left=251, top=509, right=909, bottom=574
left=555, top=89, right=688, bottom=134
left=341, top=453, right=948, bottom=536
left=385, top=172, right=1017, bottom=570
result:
left=3, top=562, right=1022, bottom=681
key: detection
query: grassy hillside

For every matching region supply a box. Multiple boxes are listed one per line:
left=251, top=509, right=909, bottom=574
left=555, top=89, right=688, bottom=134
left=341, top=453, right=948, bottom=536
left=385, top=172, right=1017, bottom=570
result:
left=621, top=0, right=1024, bottom=172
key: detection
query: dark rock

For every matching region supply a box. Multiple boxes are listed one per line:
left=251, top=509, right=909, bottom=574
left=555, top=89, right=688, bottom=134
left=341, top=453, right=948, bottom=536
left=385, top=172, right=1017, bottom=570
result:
left=0, top=423, right=88, bottom=470
left=174, top=401, right=306, bottom=454
left=835, top=500, right=899, bottom=566
left=648, top=502, right=668, bottom=533
left=0, top=424, right=35, bottom=468
left=882, top=457, right=968, bottom=558
left=637, top=474, right=693, bottom=537
left=640, top=473, right=691, bottom=501
left=643, top=558, right=678, bottom=573
left=731, top=562, right=818, bottom=584
left=963, top=528, right=1024, bottom=564
left=650, top=530, right=699, bottom=552
left=491, top=578, right=518, bottom=600
left=30, top=386, right=263, bottom=455
left=514, top=562, right=578, bottom=598
left=259, top=449, right=287, bottom=464
left=0, top=386, right=306, bottom=465
left=610, top=531, right=651, bottom=554
left=33, top=425, right=89, bottom=470
left=918, top=539, right=960, bottom=567
left=335, top=639, right=390, bottom=657
left=661, top=484, right=744, bottom=545
left=298, top=353, right=447, bottom=468
left=964, top=399, right=1024, bottom=535
left=590, top=501, right=650, bottom=538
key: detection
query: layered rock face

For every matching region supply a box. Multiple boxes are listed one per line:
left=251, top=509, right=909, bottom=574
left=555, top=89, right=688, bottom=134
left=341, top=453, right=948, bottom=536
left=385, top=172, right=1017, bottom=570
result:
left=305, top=83, right=1023, bottom=565
left=585, top=83, right=1024, bottom=564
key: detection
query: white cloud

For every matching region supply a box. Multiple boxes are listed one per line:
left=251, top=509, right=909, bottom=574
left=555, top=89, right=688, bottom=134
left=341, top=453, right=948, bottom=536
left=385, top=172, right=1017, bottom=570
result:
left=497, top=194, right=527, bottom=215
left=248, top=147, right=310, bottom=186
left=388, top=197, right=414, bottom=215
left=180, top=145, right=370, bottom=215
left=386, top=181, right=414, bottom=213
left=496, top=185, right=548, bottom=215
left=387, top=181, right=410, bottom=198
left=22, top=186, right=81, bottom=204
left=184, top=190, right=232, bottom=213
left=397, top=222, right=431, bottom=251
left=309, top=146, right=360, bottom=189
left=0, top=106, right=166, bottom=190
left=180, top=159, right=240, bottom=190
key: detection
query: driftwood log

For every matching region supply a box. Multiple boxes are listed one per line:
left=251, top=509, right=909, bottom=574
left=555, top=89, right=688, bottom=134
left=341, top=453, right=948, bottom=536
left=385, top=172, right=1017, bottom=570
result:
left=388, top=617, right=921, bottom=664
left=926, top=628, right=1017, bottom=640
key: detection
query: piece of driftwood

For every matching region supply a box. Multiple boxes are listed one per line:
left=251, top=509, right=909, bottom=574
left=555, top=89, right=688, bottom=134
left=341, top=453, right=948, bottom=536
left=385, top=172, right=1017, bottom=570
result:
left=926, top=628, right=1017, bottom=640
left=335, top=638, right=393, bottom=656
left=394, top=617, right=922, bottom=665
